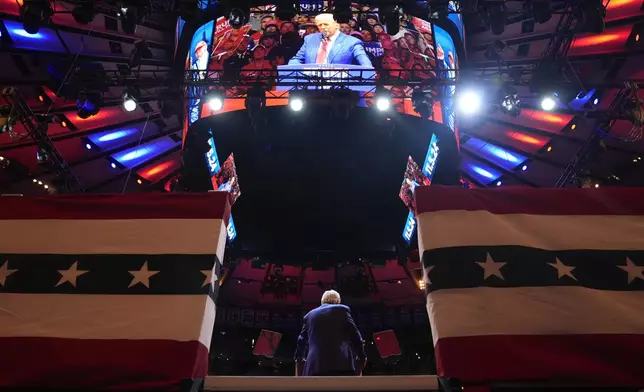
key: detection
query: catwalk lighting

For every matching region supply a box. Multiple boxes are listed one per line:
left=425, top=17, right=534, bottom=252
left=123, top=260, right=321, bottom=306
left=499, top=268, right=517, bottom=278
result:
left=487, top=2, right=507, bottom=35
left=122, top=86, right=140, bottom=112
left=289, top=95, right=304, bottom=112
left=540, top=94, right=557, bottom=111
left=72, top=2, right=96, bottom=24
left=206, top=90, right=224, bottom=112
left=19, top=0, right=53, bottom=34
left=375, top=88, right=391, bottom=111
left=333, top=0, right=352, bottom=23
left=457, top=90, right=482, bottom=115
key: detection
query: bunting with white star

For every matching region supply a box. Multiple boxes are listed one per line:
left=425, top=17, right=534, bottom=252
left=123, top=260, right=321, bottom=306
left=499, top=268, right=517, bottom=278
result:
left=415, top=186, right=644, bottom=387
left=0, top=192, right=230, bottom=390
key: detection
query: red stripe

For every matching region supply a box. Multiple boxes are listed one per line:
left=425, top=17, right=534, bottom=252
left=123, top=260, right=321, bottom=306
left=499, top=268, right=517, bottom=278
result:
left=435, top=334, right=644, bottom=386
left=415, top=186, right=644, bottom=215
left=0, top=192, right=230, bottom=221
left=0, top=337, right=208, bottom=390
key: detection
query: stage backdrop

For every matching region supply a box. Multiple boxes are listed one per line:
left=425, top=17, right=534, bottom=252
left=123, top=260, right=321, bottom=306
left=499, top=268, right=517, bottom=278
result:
left=182, top=5, right=460, bottom=133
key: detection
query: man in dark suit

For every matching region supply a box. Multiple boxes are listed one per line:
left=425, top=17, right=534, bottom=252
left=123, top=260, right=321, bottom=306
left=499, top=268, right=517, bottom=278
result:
left=288, top=14, right=373, bottom=67
left=295, top=290, right=367, bottom=376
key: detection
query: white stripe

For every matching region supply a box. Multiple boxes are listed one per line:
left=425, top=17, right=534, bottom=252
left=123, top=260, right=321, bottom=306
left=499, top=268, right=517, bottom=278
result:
left=426, top=286, right=644, bottom=344
left=0, top=219, right=225, bottom=254
left=0, top=293, right=214, bottom=347
left=418, top=211, right=644, bottom=251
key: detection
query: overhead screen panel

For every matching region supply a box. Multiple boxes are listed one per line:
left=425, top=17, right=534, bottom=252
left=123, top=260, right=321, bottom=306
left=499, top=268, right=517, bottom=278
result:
left=184, top=4, right=460, bottom=134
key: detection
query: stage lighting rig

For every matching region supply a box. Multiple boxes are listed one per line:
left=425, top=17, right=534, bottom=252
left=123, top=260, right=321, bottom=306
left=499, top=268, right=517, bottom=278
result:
left=36, top=143, right=51, bottom=166
left=375, top=88, right=391, bottom=112
left=72, top=1, right=97, bottom=24
left=333, top=0, right=352, bottom=23
left=19, top=0, right=53, bottom=34
left=205, top=89, right=225, bottom=112
left=540, top=94, right=556, bottom=111
left=245, top=85, right=266, bottom=113
left=499, top=87, right=521, bottom=117
left=412, top=89, right=435, bottom=119
left=122, top=86, right=141, bottom=112
left=289, top=91, right=304, bottom=112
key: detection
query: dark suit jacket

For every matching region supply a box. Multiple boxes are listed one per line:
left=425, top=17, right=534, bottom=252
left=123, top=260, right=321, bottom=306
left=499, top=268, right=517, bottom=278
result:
left=287, top=32, right=373, bottom=67
left=294, top=303, right=366, bottom=376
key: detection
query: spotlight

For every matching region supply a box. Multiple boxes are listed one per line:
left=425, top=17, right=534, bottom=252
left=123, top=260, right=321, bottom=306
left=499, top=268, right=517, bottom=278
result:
left=76, top=91, right=101, bottom=119
left=487, top=3, right=507, bottom=35
left=375, top=88, right=391, bottom=111
left=496, top=180, right=502, bottom=186
left=540, top=95, right=556, bottom=111
left=546, top=145, right=553, bottom=152
left=500, top=89, right=521, bottom=117
left=289, top=96, right=304, bottom=112
left=85, top=143, right=92, bottom=150
left=522, top=164, right=528, bottom=171
left=72, top=2, right=96, bottom=24
left=0, top=156, right=9, bottom=170
left=19, top=0, right=53, bottom=35
left=137, top=178, right=143, bottom=185
left=206, top=90, right=225, bottom=112
left=36, top=145, right=50, bottom=165
left=333, top=0, right=352, bottom=23
left=457, top=90, right=482, bottom=115
left=111, top=162, right=117, bottom=169
left=227, top=2, right=250, bottom=29
left=122, top=86, right=140, bottom=112
left=0, top=106, right=15, bottom=134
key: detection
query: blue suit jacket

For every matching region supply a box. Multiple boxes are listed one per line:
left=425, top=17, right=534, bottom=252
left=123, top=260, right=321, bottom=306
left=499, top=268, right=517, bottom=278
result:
left=295, top=303, right=366, bottom=376
left=288, top=32, right=373, bottom=67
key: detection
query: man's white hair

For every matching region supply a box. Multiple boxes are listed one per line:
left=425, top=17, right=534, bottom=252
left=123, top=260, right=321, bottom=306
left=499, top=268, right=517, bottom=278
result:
left=315, top=13, right=337, bottom=23
left=321, top=289, right=341, bottom=304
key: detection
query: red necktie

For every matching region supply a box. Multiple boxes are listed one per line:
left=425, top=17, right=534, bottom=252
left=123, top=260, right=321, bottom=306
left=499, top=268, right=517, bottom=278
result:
left=315, top=38, right=329, bottom=64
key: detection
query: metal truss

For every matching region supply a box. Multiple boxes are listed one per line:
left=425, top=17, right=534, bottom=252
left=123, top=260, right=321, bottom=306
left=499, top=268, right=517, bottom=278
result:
left=1, top=88, right=84, bottom=193
left=183, top=68, right=458, bottom=96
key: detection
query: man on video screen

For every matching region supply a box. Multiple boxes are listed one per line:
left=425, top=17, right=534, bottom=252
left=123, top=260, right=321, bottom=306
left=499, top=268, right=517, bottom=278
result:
left=288, top=13, right=373, bottom=67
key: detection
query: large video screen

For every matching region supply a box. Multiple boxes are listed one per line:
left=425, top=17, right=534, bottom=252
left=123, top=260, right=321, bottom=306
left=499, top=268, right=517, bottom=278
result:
left=185, top=6, right=459, bottom=131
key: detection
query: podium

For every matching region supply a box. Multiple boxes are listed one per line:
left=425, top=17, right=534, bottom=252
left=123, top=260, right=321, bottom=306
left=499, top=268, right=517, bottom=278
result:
left=276, top=64, right=376, bottom=92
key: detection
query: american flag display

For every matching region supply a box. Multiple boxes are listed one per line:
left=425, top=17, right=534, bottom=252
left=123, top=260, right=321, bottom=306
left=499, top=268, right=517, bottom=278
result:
left=416, top=186, right=644, bottom=387
left=0, top=192, right=230, bottom=390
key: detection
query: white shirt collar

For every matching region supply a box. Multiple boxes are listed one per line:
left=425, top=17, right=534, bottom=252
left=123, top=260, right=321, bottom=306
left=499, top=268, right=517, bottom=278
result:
left=326, top=30, right=340, bottom=43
